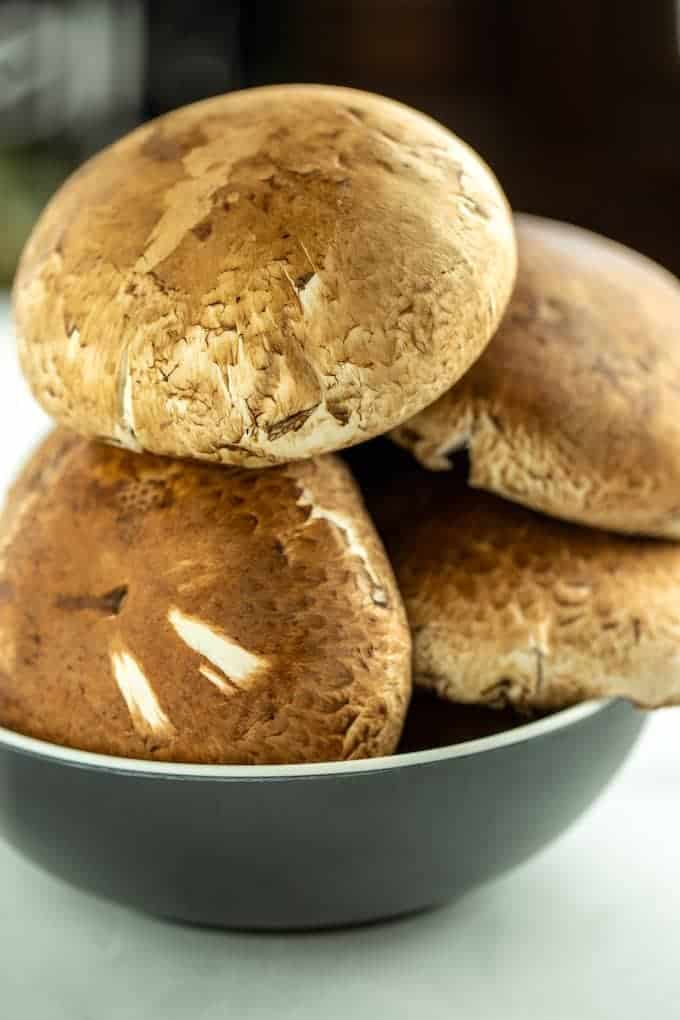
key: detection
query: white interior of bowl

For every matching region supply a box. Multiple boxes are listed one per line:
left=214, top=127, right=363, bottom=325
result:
left=0, top=700, right=613, bottom=778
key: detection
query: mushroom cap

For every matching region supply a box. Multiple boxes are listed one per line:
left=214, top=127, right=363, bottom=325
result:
left=13, top=84, right=516, bottom=467
left=0, top=431, right=411, bottom=763
left=365, top=456, right=680, bottom=712
left=392, top=214, right=680, bottom=538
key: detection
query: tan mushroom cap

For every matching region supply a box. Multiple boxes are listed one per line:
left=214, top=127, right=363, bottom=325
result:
left=0, top=431, right=411, bottom=763
left=392, top=214, right=680, bottom=538
left=13, top=84, right=516, bottom=468
left=366, top=457, right=680, bottom=712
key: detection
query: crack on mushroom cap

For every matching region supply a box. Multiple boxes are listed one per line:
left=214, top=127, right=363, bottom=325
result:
left=265, top=405, right=319, bottom=440
left=296, top=484, right=389, bottom=607
left=168, top=607, right=265, bottom=690
left=56, top=585, right=128, bottom=616
left=110, top=647, right=176, bottom=743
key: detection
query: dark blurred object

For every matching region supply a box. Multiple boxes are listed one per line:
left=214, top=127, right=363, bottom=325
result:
left=240, top=0, right=680, bottom=276
left=3, top=0, right=680, bottom=287
left=1, top=0, right=144, bottom=149
left=397, top=690, right=529, bottom=753
left=0, top=143, right=72, bottom=285
left=143, top=1, right=240, bottom=117
left=0, top=0, right=145, bottom=285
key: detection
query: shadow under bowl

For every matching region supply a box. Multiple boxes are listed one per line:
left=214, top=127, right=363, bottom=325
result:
left=0, top=698, right=644, bottom=930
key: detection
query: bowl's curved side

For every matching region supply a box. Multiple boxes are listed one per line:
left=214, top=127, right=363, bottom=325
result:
left=0, top=700, right=645, bottom=930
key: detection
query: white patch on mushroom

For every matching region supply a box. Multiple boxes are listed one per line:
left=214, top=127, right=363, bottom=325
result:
left=199, top=664, right=236, bottom=696
left=531, top=618, right=552, bottom=655
left=66, top=328, right=80, bottom=359
left=299, top=273, right=322, bottom=316
left=121, top=359, right=135, bottom=435
left=114, top=347, right=142, bottom=452
left=297, top=486, right=388, bottom=606
left=168, top=608, right=264, bottom=690
left=110, top=648, right=176, bottom=742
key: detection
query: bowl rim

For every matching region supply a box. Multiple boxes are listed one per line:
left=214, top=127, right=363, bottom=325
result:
left=0, top=699, right=614, bottom=779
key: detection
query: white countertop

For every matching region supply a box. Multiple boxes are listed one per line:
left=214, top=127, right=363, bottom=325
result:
left=0, top=297, right=678, bottom=1019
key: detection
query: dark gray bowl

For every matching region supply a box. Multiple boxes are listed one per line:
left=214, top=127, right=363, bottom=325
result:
left=0, top=699, right=644, bottom=930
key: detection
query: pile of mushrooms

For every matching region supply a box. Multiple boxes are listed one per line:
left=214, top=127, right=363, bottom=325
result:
left=3, top=85, right=680, bottom=765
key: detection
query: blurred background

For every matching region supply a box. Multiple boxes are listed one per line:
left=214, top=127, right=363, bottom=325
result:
left=1, top=0, right=680, bottom=287
left=1, top=10, right=680, bottom=1012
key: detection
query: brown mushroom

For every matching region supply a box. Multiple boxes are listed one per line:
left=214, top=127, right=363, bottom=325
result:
left=365, top=456, right=680, bottom=712
left=12, top=85, right=516, bottom=468
left=0, top=431, right=411, bottom=763
left=392, top=214, right=680, bottom=538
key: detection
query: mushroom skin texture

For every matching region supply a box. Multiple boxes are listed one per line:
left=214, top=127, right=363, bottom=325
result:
left=365, top=457, right=680, bottom=712
left=392, top=214, right=680, bottom=539
left=12, top=84, right=516, bottom=467
left=0, top=431, right=411, bottom=764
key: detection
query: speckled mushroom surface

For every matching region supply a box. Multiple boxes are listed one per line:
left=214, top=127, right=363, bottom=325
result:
left=392, top=214, right=680, bottom=538
left=12, top=84, right=516, bottom=467
left=365, top=456, right=680, bottom=712
left=0, top=431, right=411, bottom=763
